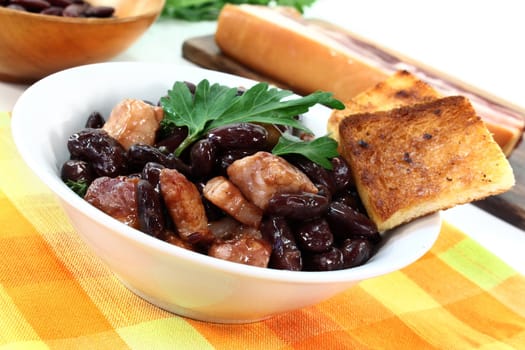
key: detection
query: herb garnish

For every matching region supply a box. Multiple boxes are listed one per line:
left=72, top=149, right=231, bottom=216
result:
left=272, top=133, right=339, bottom=169
left=160, top=79, right=344, bottom=168
left=162, top=0, right=317, bottom=21
left=66, top=180, right=89, bottom=197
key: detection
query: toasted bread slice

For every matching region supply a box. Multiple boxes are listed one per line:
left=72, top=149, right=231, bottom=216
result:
left=328, top=70, right=440, bottom=142
left=339, top=96, right=515, bottom=232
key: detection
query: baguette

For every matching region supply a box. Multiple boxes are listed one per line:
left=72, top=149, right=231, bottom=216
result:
left=215, top=5, right=524, bottom=155
left=338, top=96, right=515, bottom=232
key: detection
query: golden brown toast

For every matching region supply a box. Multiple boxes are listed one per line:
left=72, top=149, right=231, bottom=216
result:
left=328, top=70, right=440, bottom=142
left=338, top=96, right=515, bottom=232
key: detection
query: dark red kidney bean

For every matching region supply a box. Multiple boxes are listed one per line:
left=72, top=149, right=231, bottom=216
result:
left=67, top=128, right=127, bottom=177
left=60, top=159, right=94, bottom=184
left=190, top=139, right=217, bottom=179
left=184, top=81, right=196, bottom=94
left=48, top=0, right=72, bottom=6
left=207, top=123, right=268, bottom=151
left=6, top=4, right=26, bottom=11
left=326, top=202, right=381, bottom=243
left=260, top=216, right=302, bottom=271
left=136, top=180, right=166, bottom=239
left=340, top=238, right=372, bottom=268
left=40, top=5, right=61, bottom=15
left=217, top=149, right=255, bottom=172
left=288, top=155, right=336, bottom=195
left=84, top=5, right=113, bottom=17
left=155, top=126, right=188, bottom=153
left=62, top=3, right=86, bottom=16
left=266, top=192, right=329, bottom=220
left=303, top=246, right=344, bottom=271
left=85, top=111, right=105, bottom=129
left=141, top=162, right=164, bottom=188
left=332, top=186, right=366, bottom=214
left=331, top=156, right=354, bottom=192
left=11, top=0, right=50, bottom=12
left=294, top=218, right=333, bottom=253
left=127, top=144, right=191, bottom=176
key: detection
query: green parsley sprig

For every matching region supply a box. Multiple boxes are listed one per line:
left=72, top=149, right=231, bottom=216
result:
left=160, top=80, right=344, bottom=168
left=162, top=0, right=317, bottom=21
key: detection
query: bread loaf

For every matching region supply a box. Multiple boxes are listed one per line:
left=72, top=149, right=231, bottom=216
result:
left=338, top=96, right=515, bottom=232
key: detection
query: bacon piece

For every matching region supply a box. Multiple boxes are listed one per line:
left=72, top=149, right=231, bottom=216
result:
left=159, top=168, right=213, bottom=245
left=227, top=151, right=318, bottom=210
left=102, top=98, right=164, bottom=150
left=203, top=176, right=263, bottom=228
left=208, top=233, right=271, bottom=268
left=84, top=176, right=139, bottom=228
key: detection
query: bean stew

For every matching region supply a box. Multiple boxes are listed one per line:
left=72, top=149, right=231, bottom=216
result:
left=61, top=81, right=381, bottom=271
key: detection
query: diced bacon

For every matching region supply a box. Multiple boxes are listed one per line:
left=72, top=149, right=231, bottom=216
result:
left=159, top=168, right=213, bottom=245
left=102, top=98, right=164, bottom=150
left=84, top=176, right=139, bottom=228
left=227, top=151, right=318, bottom=210
left=208, top=233, right=271, bottom=268
left=203, top=176, right=263, bottom=228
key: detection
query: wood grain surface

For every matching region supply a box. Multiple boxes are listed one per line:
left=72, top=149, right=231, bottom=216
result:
left=182, top=35, right=525, bottom=231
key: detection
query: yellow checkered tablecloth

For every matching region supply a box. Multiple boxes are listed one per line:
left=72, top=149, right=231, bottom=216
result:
left=1, top=112, right=524, bottom=349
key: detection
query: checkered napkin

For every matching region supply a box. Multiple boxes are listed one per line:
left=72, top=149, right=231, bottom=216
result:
left=1, top=112, right=524, bottom=349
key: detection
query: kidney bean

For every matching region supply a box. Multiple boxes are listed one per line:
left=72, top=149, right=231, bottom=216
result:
left=332, top=186, right=366, bottom=214
left=62, top=3, right=87, bottom=16
left=217, top=149, right=256, bottom=173
left=85, top=111, right=105, bottom=129
left=207, top=123, right=268, bottom=151
left=155, top=126, right=188, bottom=153
left=40, top=5, right=62, bottom=15
left=48, top=0, right=71, bottom=6
left=331, top=156, right=354, bottom=192
left=288, top=155, right=336, bottom=195
left=294, top=218, right=333, bottom=253
left=61, top=159, right=94, bottom=184
left=84, top=5, right=113, bottom=17
left=260, top=216, right=302, bottom=271
left=326, top=202, right=381, bottom=243
left=67, top=128, right=127, bottom=177
left=190, top=139, right=217, bottom=179
left=266, top=192, right=329, bottom=220
left=11, top=0, right=50, bottom=12
left=136, top=180, right=166, bottom=239
left=141, top=162, right=165, bottom=188
left=6, top=4, right=26, bottom=10
left=127, top=144, right=191, bottom=176
left=340, top=238, right=372, bottom=268
left=303, top=246, right=344, bottom=271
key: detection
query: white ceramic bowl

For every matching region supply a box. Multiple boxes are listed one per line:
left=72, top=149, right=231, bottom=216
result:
left=11, top=62, right=441, bottom=323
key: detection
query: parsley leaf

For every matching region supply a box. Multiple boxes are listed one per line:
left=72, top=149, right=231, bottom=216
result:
left=66, top=180, right=89, bottom=197
left=162, top=0, right=318, bottom=21
left=272, top=133, right=339, bottom=169
left=160, top=80, right=344, bottom=157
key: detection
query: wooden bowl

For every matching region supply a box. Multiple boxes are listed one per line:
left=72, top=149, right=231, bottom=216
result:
left=0, top=0, right=165, bottom=83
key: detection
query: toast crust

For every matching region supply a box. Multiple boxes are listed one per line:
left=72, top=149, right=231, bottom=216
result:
left=328, top=70, right=440, bottom=142
left=339, top=96, right=515, bottom=232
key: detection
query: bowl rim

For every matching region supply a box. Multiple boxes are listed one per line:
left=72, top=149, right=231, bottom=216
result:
left=11, top=61, right=442, bottom=285
left=0, top=0, right=166, bottom=23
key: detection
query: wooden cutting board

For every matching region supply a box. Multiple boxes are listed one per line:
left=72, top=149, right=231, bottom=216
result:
left=182, top=34, right=525, bottom=231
